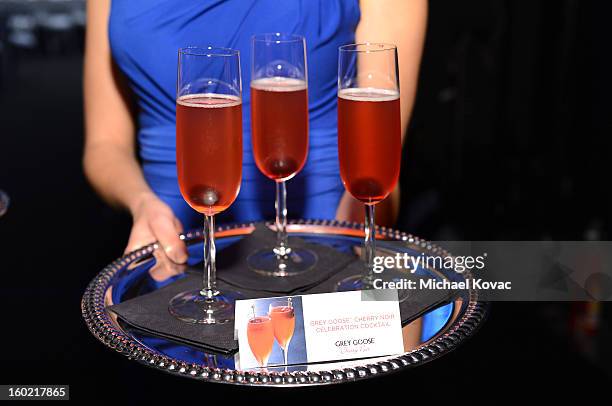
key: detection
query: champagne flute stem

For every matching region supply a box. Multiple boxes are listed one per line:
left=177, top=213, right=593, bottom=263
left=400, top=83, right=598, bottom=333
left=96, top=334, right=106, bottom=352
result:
left=201, top=214, right=217, bottom=299
left=363, top=204, right=376, bottom=287
left=283, top=345, right=289, bottom=372
left=283, top=347, right=288, bottom=371
left=274, top=180, right=290, bottom=256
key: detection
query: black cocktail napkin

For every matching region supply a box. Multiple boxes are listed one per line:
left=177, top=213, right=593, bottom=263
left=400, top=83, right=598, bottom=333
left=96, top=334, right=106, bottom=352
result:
left=108, top=273, right=268, bottom=355
left=303, top=261, right=454, bottom=326
left=216, top=223, right=355, bottom=294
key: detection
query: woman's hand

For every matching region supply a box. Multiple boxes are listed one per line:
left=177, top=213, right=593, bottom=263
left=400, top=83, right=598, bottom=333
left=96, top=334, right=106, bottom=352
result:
left=125, top=192, right=188, bottom=264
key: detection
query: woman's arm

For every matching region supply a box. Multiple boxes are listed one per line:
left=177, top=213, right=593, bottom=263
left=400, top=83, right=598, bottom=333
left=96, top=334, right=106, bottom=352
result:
left=356, top=0, right=427, bottom=139
left=336, top=0, right=427, bottom=226
left=83, top=0, right=186, bottom=262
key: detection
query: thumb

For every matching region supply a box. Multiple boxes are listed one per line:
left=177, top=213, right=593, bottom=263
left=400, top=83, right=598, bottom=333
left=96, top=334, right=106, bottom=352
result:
left=150, top=216, right=188, bottom=264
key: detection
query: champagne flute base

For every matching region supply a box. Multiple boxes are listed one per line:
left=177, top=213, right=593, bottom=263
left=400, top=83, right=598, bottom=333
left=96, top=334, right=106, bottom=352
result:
left=247, top=248, right=317, bottom=277
left=168, top=289, right=241, bottom=324
left=335, top=274, right=369, bottom=292
left=0, top=190, right=9, bottom=217
left=335, top=270, right=411, bottom=302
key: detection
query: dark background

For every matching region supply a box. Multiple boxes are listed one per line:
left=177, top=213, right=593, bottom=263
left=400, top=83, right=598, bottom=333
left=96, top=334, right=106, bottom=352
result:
left=0, top=0, right=610, bottom=401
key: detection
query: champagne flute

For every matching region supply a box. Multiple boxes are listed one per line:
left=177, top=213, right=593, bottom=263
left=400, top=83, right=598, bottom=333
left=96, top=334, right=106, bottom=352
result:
left=336, top=43, right=402, bottom=291
left=169, top=46, right=243, bottom=324
left=268, top=298, right=295, bottom=367
left=0, top=190, right=8, bottom=217
left=247, top=306, right=275, bottom=368
left=247, top=33, right=317, bottom=276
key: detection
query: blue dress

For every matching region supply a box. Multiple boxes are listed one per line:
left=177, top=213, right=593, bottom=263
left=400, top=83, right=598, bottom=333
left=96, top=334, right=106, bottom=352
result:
left=109, top=0, right=360, bottom=230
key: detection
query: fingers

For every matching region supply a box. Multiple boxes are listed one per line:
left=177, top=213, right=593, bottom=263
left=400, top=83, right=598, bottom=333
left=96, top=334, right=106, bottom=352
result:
left=150, top=215, right=188, bottom=264
left=123, top=196, right=188, bottom=264
left=124, top=222, right=154, bottom=254
left=172, top=216, right=184, bottom=234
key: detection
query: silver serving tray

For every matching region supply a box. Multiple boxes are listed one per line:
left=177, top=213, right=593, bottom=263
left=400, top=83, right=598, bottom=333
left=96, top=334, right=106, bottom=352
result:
left=81, top=219, right=487, bottom=386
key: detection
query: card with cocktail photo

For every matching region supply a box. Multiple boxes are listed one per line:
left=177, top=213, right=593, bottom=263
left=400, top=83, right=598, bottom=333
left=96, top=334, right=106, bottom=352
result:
left=235, top=296, right=308, bottom=369
left=234, top=291, right=404, bottom=370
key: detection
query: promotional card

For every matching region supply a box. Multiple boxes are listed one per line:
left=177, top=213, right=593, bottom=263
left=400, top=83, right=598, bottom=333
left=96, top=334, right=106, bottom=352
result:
left=235, top=290, right=404, bottom=369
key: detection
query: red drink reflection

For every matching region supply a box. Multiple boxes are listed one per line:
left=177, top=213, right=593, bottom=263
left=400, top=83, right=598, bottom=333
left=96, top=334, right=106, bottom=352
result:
left=337, top=88, right=401, bottom=204
left=176, top=94, right=243, bottom=215
left=251, top=77, right=308, bottom=181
